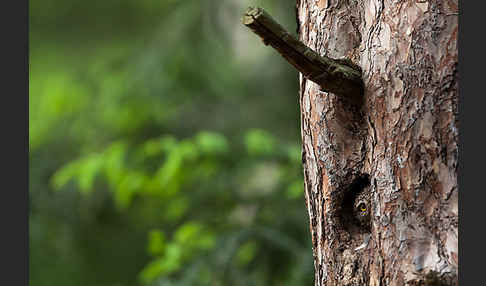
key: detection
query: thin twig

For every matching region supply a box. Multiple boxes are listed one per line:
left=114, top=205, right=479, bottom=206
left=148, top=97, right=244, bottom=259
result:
left=242, top=7, right=363, bottom=99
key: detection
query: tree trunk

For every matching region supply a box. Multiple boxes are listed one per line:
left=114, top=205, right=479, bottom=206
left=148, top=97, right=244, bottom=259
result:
left=296, top=0, right=458, bottom=285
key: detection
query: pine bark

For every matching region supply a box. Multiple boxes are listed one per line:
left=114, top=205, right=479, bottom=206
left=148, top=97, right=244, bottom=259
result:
left=296, top=0, right=458, bottom=285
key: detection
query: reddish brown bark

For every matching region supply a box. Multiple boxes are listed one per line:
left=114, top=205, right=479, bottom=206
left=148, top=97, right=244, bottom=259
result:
left=296, top=0, right=458, bottom=285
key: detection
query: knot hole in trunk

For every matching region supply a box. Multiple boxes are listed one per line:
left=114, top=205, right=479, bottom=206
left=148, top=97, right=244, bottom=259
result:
left=338, top=174, right=372, bottom=238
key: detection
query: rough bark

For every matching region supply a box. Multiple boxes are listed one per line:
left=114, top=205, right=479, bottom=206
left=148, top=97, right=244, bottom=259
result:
left=296, top=0, right=458, bottom=285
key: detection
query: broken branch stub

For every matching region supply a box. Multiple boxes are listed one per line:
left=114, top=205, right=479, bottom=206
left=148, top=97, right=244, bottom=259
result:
left=242, top=7, right=364, bottom=100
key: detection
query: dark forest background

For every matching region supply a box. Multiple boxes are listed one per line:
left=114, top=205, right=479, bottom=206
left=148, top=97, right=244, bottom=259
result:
left=29, top=0, right=312, bottom=285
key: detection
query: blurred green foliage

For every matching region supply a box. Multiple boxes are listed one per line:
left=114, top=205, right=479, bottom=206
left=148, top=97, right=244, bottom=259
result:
left=30, top=0, right=312, bottom=285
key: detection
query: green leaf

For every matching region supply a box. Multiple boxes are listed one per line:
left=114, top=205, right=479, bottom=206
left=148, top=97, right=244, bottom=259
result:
left=174, top=222, right=204, bottom=245
left=29, top=71, right=89, bottom=151
left=139, top=135, right=177, bottom=158
left=163, top=196, right=189, bottom=222
left=174, top=222, right=215, bottom=252
left=178, top=140, right=199, bottom=161
left=195, top=131, right=228, bottom=155
left=244, top=129, right=276, bottom=156
left=286, top=145, right=302, bottom=163
left=139, top=244, right=182, bottom=284
left=235, top=240, right=258, bottom=267
left=286, top=180, right=304, bottom=199
left=76, top=154, right=104, bottom=194
left=103, top=141, right=128, bottom=188
left=147, top=229, right=166, bottom=257
left=150, top=149, right=183, bottom=195
left=149, top=140, right=198, bottom=196
left=114, top=171, right=147, bottom=209
left=51, top=153, right=104, bottom=195
left=51, top=160, right=82, bottom=191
